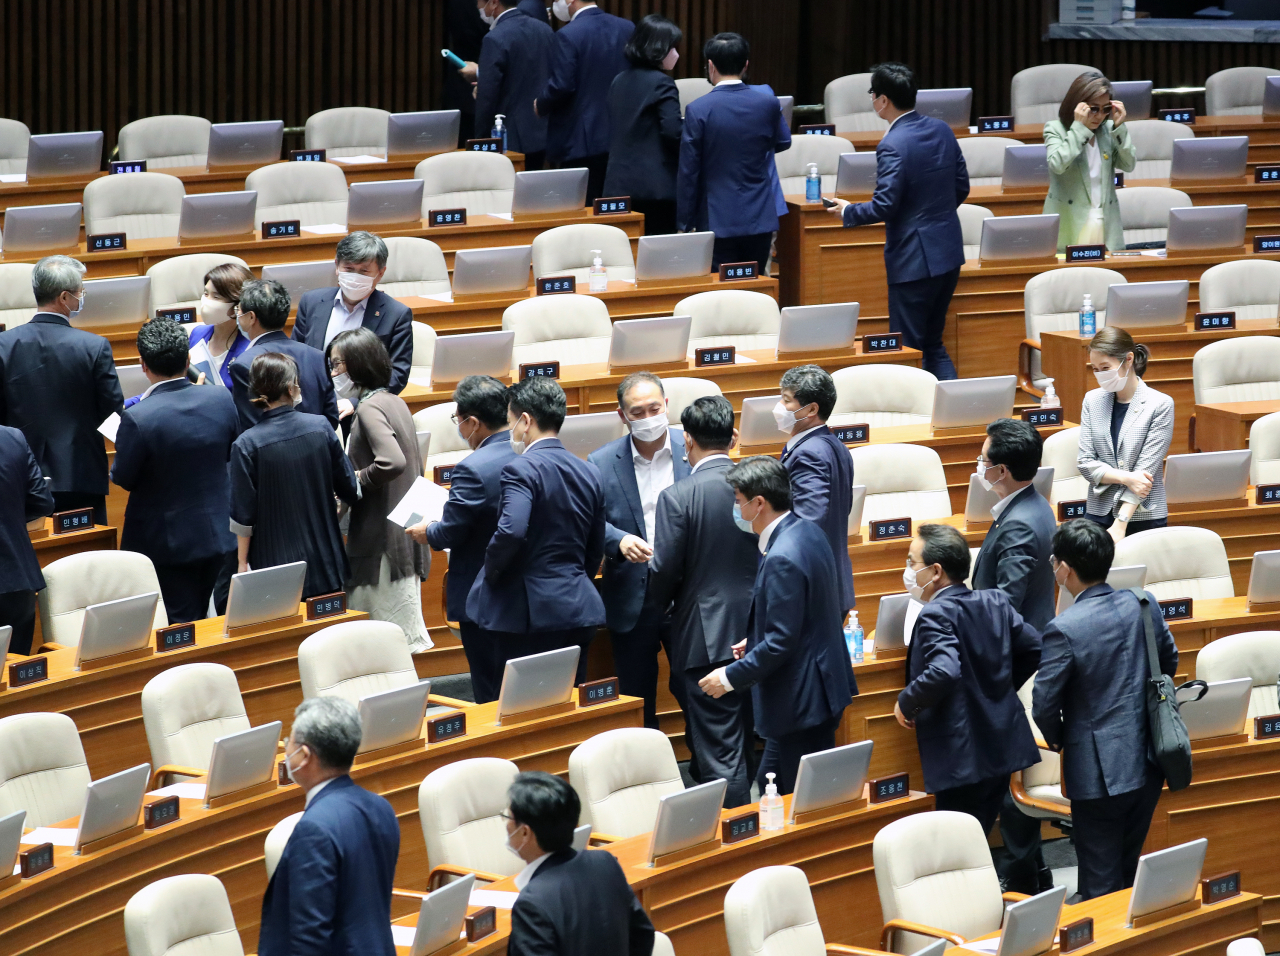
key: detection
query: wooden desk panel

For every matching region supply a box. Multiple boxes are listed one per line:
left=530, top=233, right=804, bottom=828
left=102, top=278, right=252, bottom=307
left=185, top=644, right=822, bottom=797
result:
left=29, top=520, right=117, bottom=567
left=1194, top=400, right=1279, bottom=453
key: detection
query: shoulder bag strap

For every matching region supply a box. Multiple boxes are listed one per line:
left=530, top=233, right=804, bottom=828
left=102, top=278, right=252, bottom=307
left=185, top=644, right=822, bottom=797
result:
left=1129, top=587, right=1162, bottom=680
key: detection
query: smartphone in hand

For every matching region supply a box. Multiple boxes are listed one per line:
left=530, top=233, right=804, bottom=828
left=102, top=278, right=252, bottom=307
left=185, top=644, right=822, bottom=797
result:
left=821, top=198, right=838, bottom=208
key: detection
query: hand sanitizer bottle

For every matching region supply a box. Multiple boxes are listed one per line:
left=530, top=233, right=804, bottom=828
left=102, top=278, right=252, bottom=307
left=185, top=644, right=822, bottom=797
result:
left=492, top=113, right=508, bottom=152
left=1040, top=378, right=1060, bottom=408
left=805, top=163, right=821, bottom=204
left=1079, top=293, right=1096, bottom=337
left=851, top=611, right=864, bottom=663
left=759, top=772, right=784, bottom=830
left=589, top=250, right=608, bottom=292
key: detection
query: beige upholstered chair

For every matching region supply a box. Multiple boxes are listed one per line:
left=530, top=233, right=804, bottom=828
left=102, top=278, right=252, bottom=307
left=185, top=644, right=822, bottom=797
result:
left=245, top=161, right=349, bottom=228
left=415, top=151, right=515, bottom=216
left=380, top=237, right=450, bottom=298
left=958, top=204, right=994, bottom=259
left=775, top=135, right=854, bottom=195
left=653, top=932, right=677, bottom=956
left=1021, top=267, right=1124, bottom=392
left=1193, top=337, right=1280, bottom=406
left=304, top=106, right=391, bottom=157
left=264, top=811, right=304, bottom=880
left=146, top=253, right=248, bottom=314
left=1250, top=412, right=1280, bottom=485
left=38, top=551, right=169, bottom=648
left=1125, top=119, right=1194, bottom=180
left=297, top=620, right=417, bottom=703
left=1204, top=67, right=1280, bottom=116
left=415, top=402, right=473, bottom=475
left=830, top=365, right=937, bottom=429
left=83, top=172, right=185, bottom=239
left=1116, top=186, right=1191, bottom=248
left=568, top=728, right=683, bottom=839
left=0, top=712, right=92, bottom=827
left=0, top=118, right=30, bottom=175
left=1196, top=631, right=1280, bottom=718
left=957, top=137, right=1020, bottom=187
left=117, top=115, right=212, bottom=168
left=1008, top=677, right=1070, bottom=827
left=849, top=444, right=952, bottom=524
left=141, top=663, right=250, bottom=787
left=663, top=377, right=723, bottom=419
left=1198, top=260, right=1280, bottom=323
left=409, top=322, right=437, bottom=388
left=824, top=73, right=887, bottom=133
left=418, top=757, right=522, bottom=886
left=676, top=77, right=714, bottom=116
left=1011, top=63, right=1097, bottom=125
left=124, top=874, right=244, bottom=956
left=1227, top=940, right=1267, bottom=956
left=0, top=262, right=37, bottom=328
left=1042, top=427, right=1090, bottom=506
left=531, top=223, right=635, bottom=283
left=503, top=294, right=612, bottom=367
left=1113, top=526, right=1234, bottom=601
left=725, top=865, right=878, bottom=956
left=677, top=289, right=781, bottom=354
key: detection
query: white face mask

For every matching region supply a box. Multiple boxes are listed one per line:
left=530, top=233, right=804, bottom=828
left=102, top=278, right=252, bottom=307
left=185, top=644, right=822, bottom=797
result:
left=478, top=1, right=496, bottom=25
left=291, top=385, right=303, bottom=407
left=661, top=48, right=679, bottom=71
left=627, top=410, right=668, bottom=443
left=552, top=0, right=571, bottom=20
left=506, top=824, right=528, bottom=859
left=772, top=400, right=799, bottom=434
left=509, top=416, right=529, bottom=454
left=68, top=291, right=85, bottom=317
left=200, top=294, right=235, bottom=325
left=975, top=460, right=998, bottom=493
left=283, top=745, right=303, bottom=786
left=732, top=502, right=757, bottom=535
left=903, top=563, right=933, bottom=602
left=1094, top=364, right=1127, bottom=393
left=332, top=372, right=359, bottom=399
left=337, top=270, right=376, bottom=302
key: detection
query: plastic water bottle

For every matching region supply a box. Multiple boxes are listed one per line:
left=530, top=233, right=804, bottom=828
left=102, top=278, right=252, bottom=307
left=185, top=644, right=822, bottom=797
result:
left=589, top=249, right=608, bottom=292
left=759, top=772, right=784, bottom=830
left=1040, top=378, right=1060, bottom=408
left=1079, top=293, right=1096, bottom=338
left=851, top=611, right=864, bottom=663
left=805, top=163, right=821, bottom=204
left=492, top=113, right=508, bottom=152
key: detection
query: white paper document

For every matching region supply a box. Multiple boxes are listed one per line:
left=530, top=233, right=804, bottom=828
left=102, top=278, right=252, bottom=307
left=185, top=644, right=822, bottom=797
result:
left=97, top=412, right=121, bottom=444
left=330, top=154, right=387, bottom=165
left=486, top=212, right=514, bottom=222
left=21, top=827, right=77, bottom=847
left=189, top=338, right=226, bottom=388
left=302, top=223, right=350, bottom=236
left=147, top=782, right=207, bottom=800
left=0, top=173, right=26, bottom=183
left=388, top=476, right=450, bottom=529
left=960, top=938, right=1001, bottom=955
left=391, top=924, right=465, bottom=947
left=420, top=292, right=453, bottom=303
left=734, top=354, right=758, bottom=364
left=469, top=888, right=519, bottom=909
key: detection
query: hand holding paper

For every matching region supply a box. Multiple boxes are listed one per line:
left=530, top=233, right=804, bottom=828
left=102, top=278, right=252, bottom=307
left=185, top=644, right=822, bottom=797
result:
left=388, top=477, right=451, bottom=529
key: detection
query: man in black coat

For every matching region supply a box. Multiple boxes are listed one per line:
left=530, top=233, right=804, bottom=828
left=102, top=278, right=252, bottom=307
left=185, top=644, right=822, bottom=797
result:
left=473, top=0, right=553, bottom=170
left=0, top=255, right=123, bottom=525
left=0, top=425, right=54, bottom=654
left=444, top=0, right=488, bottom=143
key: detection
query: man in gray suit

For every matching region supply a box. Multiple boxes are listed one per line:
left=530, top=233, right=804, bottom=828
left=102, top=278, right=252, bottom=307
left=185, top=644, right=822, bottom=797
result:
left=649, top=396, right=758, bottom=808
left=1033, top=519, right=1177, bottom=901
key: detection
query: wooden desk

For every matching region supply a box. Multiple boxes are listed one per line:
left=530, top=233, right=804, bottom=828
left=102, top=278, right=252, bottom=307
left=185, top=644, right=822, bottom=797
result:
left=1194, top=400, right=1279, bottom=453
left=392, top=906, right=511, bottom=956
left=28, top=519, right=117, bottom=567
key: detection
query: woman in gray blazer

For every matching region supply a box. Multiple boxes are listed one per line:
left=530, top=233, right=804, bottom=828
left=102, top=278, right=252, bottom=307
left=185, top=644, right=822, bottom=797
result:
left=1076, top=327, right=1174, bottom=542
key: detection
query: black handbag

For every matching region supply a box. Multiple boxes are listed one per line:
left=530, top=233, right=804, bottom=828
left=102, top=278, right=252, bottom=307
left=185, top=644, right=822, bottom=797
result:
left=1131, top=588, right=1205, bottom=792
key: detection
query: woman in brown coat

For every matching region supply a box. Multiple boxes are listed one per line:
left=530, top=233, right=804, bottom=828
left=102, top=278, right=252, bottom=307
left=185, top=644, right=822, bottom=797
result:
left=328, top=327, right=431, bottom=650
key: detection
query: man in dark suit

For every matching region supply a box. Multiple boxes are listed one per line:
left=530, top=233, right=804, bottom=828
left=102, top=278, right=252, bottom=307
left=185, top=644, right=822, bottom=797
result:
left=111, top=320, right=240, bottom=623
left=290, top=232, right=413, bottom=395
left=896, top=523, right=1041, bottom=837
left=830, top=62, right=969, bottom=379
left=444, top=0, right=488, bottom=143
left=466, top=377, right=606, bottom=679
left=700, top=456, right=856, bottom=794
left=260, top=696, right=399, bottom=956
left=472, top=0, right=553, bottom=170
left=505, top=771, right=654, bottom=956
left=533, top=0, right=634, bottom=202
left=229, top=279, right=339, bottom=432
left=1034, top=519, right=1177, bottom=901
left=0, top=425, right=53, bottom=655
left=408, top=375, right=515, bottom=702
left=776, top=365, right=855, bottom=616
left=587, top=372, right=690, bottom=729
left=0, top=255, right=123, bottom=525
left=676, top=33, right=791, bottom=272
left=649, top=396, right=757, bottom=808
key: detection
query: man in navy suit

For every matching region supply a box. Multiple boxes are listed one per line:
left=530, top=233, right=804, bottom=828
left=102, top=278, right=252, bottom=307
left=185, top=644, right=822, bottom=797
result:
left=897, top=523, right=1041, bottom=837
left=533, top=0, right=634, bottom=202
left=700, top=457, right=856, bottom=794
left=1034, top=520, right=1177, bottom=900
left=291, top=232, right=413, bottom=395
left=260, top=696, right=399, bottom=956
left=776, top=366, right=855, bottom=616
left=588, top=372, right=690, bottom=729
left=230, top=279, right=339, bottom=432
left=111, top=320, right=240, bottom=623
left=471, top=0, right=553, bottom=170
left=408, top=375, right=515, bottom=702
left=830, top=62, right=969, bottom=379
left=466, top=377, right=606, bottom=680
left=676, top=33, right=791, bottom=272
left=0, top=425, right=53, bottom=655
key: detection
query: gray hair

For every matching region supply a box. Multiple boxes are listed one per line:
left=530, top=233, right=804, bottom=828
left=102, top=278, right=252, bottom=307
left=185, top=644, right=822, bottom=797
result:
left=32, top=255, right=87, bottom=306
left=290, top=696, right=362, bottom=770
left=335, top=231, right=389, bottom=269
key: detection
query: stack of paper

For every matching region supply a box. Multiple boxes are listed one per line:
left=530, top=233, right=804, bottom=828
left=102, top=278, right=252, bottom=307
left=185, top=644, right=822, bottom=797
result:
left=388, top=477, right=451, bottom=529
left=330, top=154, right=387, bottom=165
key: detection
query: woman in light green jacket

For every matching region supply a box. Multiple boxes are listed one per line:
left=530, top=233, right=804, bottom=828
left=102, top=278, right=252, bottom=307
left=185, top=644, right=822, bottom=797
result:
left=1043, top=71, right=1136, bottom=253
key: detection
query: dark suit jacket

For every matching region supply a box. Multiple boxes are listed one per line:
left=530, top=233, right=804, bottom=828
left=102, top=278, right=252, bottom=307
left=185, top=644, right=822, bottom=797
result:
left=781, top=425, right=856, bottom=614
left=425, top=431, right=516, bottom=623
left=111, top=379, right=239, bottom=565
left=900, top=584, right=1042, bottom=793
left=476, top=8, right=554, bottom=155
left=466, top=437, right=607, bottom=633
left=0, top=425, right=53, bottom=594
left=603, top=67, right=682, bottom=202
left=677, top=83, right=791, bottom=237
left=587, top=429, right=689, bottom=633
left=971, top=484, right=1057, bottom=630
left=534, top=6, right=634, bottom=163
left=517, top=0, right=549, bottom=22
left=229, top=330, right=339, bottom=432
left=444, top=0, right=486, bottom=119
left=725, top=513, right=856, bottom=739
left=648, top=455, right=758, bottom=669
left=509, top=848, right=654, bottom=956
left=291, top=288, right=413, bottom=395
left=842, top=111, right=969, bottom=285
left=1033, top=584, right=1178, bottom=800
left=0, top=313, right=123, bottom=495
left=258, top=775, right=399, bottom=956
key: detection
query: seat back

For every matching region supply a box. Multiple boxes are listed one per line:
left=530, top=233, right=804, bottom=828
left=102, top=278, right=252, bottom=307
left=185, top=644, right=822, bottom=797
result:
left=958, top=136, right=1020, bottom=186
left=531, top=223, right=635, bottom=283
left=1226, top=940, right=1267, bottom=956
left=117, top=115, right=212, bottom=168
left=141, top=663, right=250, bottom=774
left=1011, top=64, right=1098, bottom=125
left=0, top=712, right=91, bottom=827
left=1125, top=119, right=1194, bottom=179
left=380, top=236, right=450, bottom=298
left=1113, top=526, right=1234, bottom=601
left=676, top=77, right=714, bottom=116
left=568, top=728, right=683, bottom=838
left=1195, top=631, right=1280, bottom=718
left=38, top=550, right=169, bottom=647
left=824, top=73, right=887, bottom=133
left=415, top=151, right=515, bottom=216
left=1117, top=186, right=1191, bottom=247
left=245, top=161, right=349, bottom=227
left=146, top=253, right=248, bottom=314
left=410, top=322, right=438, bottom=389
left=0, top=117, right=30, bottom=175
left=304, top=106, right=391, bottom=156
left=724, top=865, right=827, bottom=956
left=1193, top=336, right=1280, bottom=404
left=418, top=757, right=522, bottom=876
left=653, top=931, right=676, bottom=956
left=1042, top=426, right=1090, bottom=505
left=503, top=294, right=612, bottom=367
left=958, top=204, right=994, bottom=259
left=124, top=874, right=244, bottom=956
left=678, top=289, right=781, bottom=353
left=83, top=172, right=186, bottom=238
left=297, top=620, right=418, bottom=703
left=1198, top=259, right=1280, bottom=323
left=1015, top=676, right=1065, bottom=801
left=830, top=365, right=937, bottom=428
left=848, top=443, right=951, bottom=524
left=1024, top=267, right=1123, bottom=386
left=414, top=402, right=473, bottom=475
left=0, top=262, right=37, bottom=328
left=1250, top=412, right=1280, bottom=486
left=264, top=811, right=304, bottom=880
left=1205, top=67, right=1280, bottom=115
left=775, top=135, right=854, bottom=195
left=663, top=377, right=723, bottom=419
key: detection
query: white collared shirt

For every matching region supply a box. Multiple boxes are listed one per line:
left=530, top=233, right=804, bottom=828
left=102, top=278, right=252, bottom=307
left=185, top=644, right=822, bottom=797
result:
left=304, top=776, right=337, bottom=808
left=887, top=109, right=916, bottom=132
left=525, top=435, right=555, bottom=453
left=631, top=433, right=675, bottom=544
left=324, top=290, right=370, bottom=348
left=248, top=330, right=273, bottom=348
left=690, top=452, right=730, bottom=475
left=715, top=78, right=744, bottom=87
left=493, top=6, right=518, bottom=24
left=136, top=377, right=184, bottom=403
left=515, top=852, right=553, bottom=890
left=990, top=484, right=1032, bottom=520
left=785, top=424, right=822, bottom=451
left=757, top=510, right=789, bottom=555
left=570, top=2, right=596, bottom=19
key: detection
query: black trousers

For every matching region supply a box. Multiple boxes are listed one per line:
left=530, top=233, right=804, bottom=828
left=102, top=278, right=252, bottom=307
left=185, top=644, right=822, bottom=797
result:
left=712, top=233, right=772, bottom=274
left=522, top=150, right=546, bottom=172
left=496, top=625, right=596, bottom=685
left=680, top=660, right=753, bottom=809
left=631, top=198, right=677, bottom=236
left=887, top=267, right=961, bottom=380
left=458, top=620, right=505, bottom=704
left=998, top=788, right=1047, bottom=890
left=1072, top=770, right=1164, bottom=901
left=212, top=550, right=237, bottom=616
left=152, top=553, right=233, bottom=623
left=562, top=153, right=609, bottom=205
left=51, top=491, right=107, bottom=526
left=610, top=606, right=672, bottom=730
left=0, top=590, right=38, bottom=655
left=758, top=715, right=841, bottom=795
left=933, top=774, right=1009, bottom=837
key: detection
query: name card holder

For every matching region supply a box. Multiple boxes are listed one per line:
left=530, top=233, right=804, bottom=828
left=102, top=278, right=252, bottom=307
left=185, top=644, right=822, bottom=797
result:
left=9, top=656, right=48, bottom=687
left=1194, top=311, right=1236, bottom=331
left=1253, top=714, right=1280, bottom=739
left=832, top=424, right=869, bottom=445
left=869, top=516, right=911, bottom=541
left=428, top=208, right=467, bottom=227
left=1201, top=870, right=1242, bottom=905
left=862, top=333, right=902, bottom=353
left=156, top=622, right=197, bottom=653
left=497, top=699, right=577, bottom=726
left=88, top=232, right=126, bottom=252
left=352, top=734, right=424, bottom=766
left=593, top=196, right=630, bottom=215
left=1158, top=597, right=1193, bottom=621
left=579, top=676, right=620, bottom=706
left=1257, top=165, right=1280, bottom=184
left=719, top=261, right=758, bottom=281
left=465, top=137, right=503, bottom=152
left=262, top=220, right=301, bottom=239
left=156, top=306, right=197, bottom=324
left=19, top=842, right=54, bottom=879
left=1059, top=918, right=1094, bottom=953
left=433, top=464, right=457, bottom=486
left=466, top=907, right=498, bottom=942
left=110, top=160, right=147, bottom=174
left=536, top=275, right=576, bottom=295
left=1114, top=172, right=1124, bottom=189
left=306, top=591, right=347, bottom=621
left=1066, top=244, right=1106, bottom=263
left=695, top=346, right=735, bottom=367
left=205, top=776, right=278, bottom=810
left=791, top=790, right=868, bottom=825
left=225, top=609, right=306, bottom=640
left=1058, top=499, right=1088, bottom=521
left=290, top=148, right=326, bottom=163
left=143, top=795, right=180, bottom=829
left=799, top=124, right=836, bottom=135
left=978, top=115, right=1015, bottom=133
left=1022, top=407, right=1063, bottom=427
left=519, top=361, right=560, bottom=380
left=869, top=772, right=911, bottom=804
left=1255, top=235, right=1280, bottom=254
left=1160, top=108, right=1196, bottom=125
left=427, top=710, right=467, bottom=743
left=721, top=809, right=761, bottom=844
left=52, top=508, right=95, bottom=534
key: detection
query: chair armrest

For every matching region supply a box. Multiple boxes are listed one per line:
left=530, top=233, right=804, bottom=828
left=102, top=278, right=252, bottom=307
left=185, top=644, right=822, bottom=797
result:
left=37, top=642, right=71, bottom=653
left=427, top=695, right=472, bottom=710
left=1002, top=892, right=1031, bottom=903
left=1009, top=771, right=1072, bottom=820
left=149, top=765, right=207, bottom=790
left=588, top=831, right=624, bottom=845
left=1018, top=339, right=1044, bottom=399
left=880, top=920, right=966, bottom=951
left=426, top=863, right=508, bottom=891
left=392, top=888, right=429, bottom=901
left=826, top=945, right=885, bottom=956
